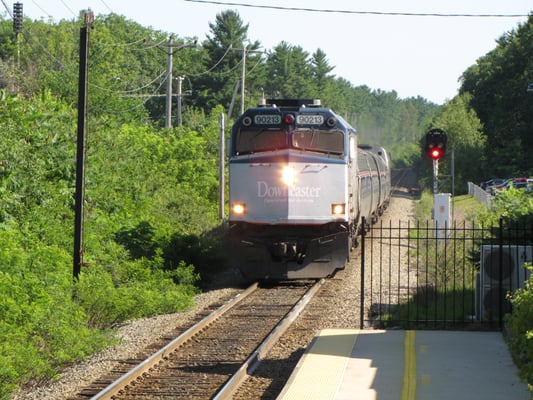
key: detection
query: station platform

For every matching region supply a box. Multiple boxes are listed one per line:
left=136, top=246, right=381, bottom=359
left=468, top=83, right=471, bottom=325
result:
left=276, top=329, right=530, bottom=400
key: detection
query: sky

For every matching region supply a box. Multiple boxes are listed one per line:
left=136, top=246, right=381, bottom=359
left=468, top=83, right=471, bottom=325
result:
left=7, top=0, right=533, bottom=104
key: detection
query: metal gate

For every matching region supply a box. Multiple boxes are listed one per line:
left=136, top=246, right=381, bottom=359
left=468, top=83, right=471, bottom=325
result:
left=359, top=217, right=532, bottom=330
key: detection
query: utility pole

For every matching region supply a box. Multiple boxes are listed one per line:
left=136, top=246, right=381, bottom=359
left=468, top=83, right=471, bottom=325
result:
left=73, top=9, right=94, bottom=280
left=144, top=37, right=196, bottom=128
left=176, top=75, right=184, bottom=126
left=166, top=36, right=173, bottom=129
left=230, top=46, right=263, bottom=114
left=240, top=47, right=246, bottom=114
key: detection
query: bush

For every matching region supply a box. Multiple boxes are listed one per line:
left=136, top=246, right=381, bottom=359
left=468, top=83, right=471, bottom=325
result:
left=0, top=91, right=219, bottom=398
left=0, top=265, right=112, bottom=399
left=505, top=264, right=533, bottom=393
left=163, top=233, right=227, bottom=278
left=74, top=262, right=199, bottom=329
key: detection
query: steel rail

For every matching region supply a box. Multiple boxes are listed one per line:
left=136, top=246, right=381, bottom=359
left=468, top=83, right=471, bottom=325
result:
left=213, top=278, right=325, bottom=399
left=91, top=282, right=259, bottom=400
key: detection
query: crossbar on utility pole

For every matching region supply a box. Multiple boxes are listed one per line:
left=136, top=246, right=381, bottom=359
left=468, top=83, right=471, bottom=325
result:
left=144, top=37, right=196, bottom=128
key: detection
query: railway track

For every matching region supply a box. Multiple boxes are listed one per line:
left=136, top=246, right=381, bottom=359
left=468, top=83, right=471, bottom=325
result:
left=71, top=279, right=323, bottom=399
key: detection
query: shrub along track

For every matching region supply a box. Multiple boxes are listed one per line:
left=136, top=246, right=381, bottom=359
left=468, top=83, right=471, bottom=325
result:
left=69, top=280, right=323, bottom=400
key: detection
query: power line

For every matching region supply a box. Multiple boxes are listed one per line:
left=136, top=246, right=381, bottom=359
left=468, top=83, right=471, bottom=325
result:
left=185, top=0, right=530, bottom=18
left=58, top=0, right=77, bottom=18
left=30, top=0, right=50, bottom=18
left=1, top=0, right=12, bottom=18
left=97, top=37, right=147, bottom=48
left=89, top=69, right=166, bottom=94
left=98, top=0, right=114, bottom=14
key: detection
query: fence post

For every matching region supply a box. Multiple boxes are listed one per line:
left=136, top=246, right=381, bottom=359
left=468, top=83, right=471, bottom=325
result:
left=360, top=217, right=366, bottom=329
left=498, top=218, right=504, bottom=328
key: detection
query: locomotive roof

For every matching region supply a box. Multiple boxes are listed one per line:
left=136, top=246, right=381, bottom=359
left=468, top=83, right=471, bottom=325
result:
left=236, top=99, right=357, bottom=133
left=258, top=98, right=324, bottom=110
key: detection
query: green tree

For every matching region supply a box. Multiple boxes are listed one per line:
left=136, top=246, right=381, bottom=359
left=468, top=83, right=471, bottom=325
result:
left=193, top=10, right=262, bottom=118
left=310, top=48, right=335, bottom=100
left=459, top=15, right=533, bottom=178
left=264, top=41, right=314, bottom=98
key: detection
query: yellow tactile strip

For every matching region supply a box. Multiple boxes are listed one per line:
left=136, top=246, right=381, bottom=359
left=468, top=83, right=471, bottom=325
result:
left=277, top=329, right=360, bottom=400
left=401, top=330, right=417, bottom=400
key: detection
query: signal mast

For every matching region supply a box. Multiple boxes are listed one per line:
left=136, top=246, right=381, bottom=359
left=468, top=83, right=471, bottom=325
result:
left=424, top=128, right=447, bottom=194
left=425, top=128, right=449, bottom=235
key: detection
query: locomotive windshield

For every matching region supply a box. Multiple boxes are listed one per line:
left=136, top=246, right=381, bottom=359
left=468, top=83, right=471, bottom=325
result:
left=292, top=128, right=344, bottom=154
left=234, top=128, right=345, bottom=156
left=234, top=129, right=287, bottom=155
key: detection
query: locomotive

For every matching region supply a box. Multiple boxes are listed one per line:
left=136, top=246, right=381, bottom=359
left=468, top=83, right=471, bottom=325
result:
left=227, top=99, right=391, bottom=280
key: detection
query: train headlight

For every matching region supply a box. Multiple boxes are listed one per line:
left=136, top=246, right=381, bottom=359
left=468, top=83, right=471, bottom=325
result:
left=232, top=203, right=246, bottom=215
left=282, top=166, right=295, bottom=186
left=331, top=203, right=345, bottom=215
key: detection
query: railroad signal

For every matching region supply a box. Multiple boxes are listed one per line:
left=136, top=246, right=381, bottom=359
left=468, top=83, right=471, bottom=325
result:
left=425, top=128, right=447, bottom=161
left=13, top=2, right=23, bottom=33
left=429, top=146, right=443, bottom=160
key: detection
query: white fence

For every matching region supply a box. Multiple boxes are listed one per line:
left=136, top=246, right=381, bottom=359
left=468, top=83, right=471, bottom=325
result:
left=468, top=182, right=492, bottom=209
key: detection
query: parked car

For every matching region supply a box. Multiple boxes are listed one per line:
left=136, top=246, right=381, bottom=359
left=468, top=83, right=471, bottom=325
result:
left=483, top=178, right=507, bottom=195
left=481, top=178, right=505, bottom=191
left=510, top=177, right=529, bottom=189
left=489, top=178, right=532, bottom=195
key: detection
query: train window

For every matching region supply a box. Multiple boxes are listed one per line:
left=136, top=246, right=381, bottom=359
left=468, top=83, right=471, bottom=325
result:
left=292, top=129, right=344, bottom=155
left=234, top=129, right=287, bottom=155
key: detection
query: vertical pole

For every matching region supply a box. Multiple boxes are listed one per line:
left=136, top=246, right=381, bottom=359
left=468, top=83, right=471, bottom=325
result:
left=433, top=158, right=439, bottom=232
left=240, top=46, right=246, bottom=114
left=451, top=146, right=455, bottom=220
left=14, top=32, right=20, bottom=93
left=176, top=76, right=184, bottom=126
left=73, top=11, right=93, bottom=280
left=360, top=217, right=366, bottom=329
left=433, top=159, right=438, bottom=195
left=165, top=35, right=173, bottom=129
left=498, top=218, right=503, bottom=328
left=219, top=113, right=225, bottom=220
left=16, top=31, right=20, bottom=75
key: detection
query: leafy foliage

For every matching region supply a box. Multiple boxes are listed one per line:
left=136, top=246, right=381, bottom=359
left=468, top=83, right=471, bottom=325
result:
left=460, top=15, right=533, bottom=179
left=0, top=90, right=218, bottom=397
left=505, top=265, right=533, bottom=392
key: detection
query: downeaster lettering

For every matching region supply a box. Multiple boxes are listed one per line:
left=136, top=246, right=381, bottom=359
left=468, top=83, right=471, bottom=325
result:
left=257, top=181, right=321, bottom=198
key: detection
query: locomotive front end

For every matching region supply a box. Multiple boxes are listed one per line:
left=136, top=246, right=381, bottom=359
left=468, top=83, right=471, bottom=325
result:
left=227, top=100, right=357, bottom=279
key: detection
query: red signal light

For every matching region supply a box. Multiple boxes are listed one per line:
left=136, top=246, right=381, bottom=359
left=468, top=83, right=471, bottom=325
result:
left=284, top=114, right=295, bottom=124
left=429, top=147, right=443, bottom=160
left=424, top=129, right=447, bottom=161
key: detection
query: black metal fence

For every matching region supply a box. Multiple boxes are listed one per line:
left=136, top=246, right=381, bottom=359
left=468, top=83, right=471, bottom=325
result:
left=359, top=218, right=532, bottom=330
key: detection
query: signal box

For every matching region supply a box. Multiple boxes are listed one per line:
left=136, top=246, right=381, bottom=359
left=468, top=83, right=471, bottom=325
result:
left=425, top=128, right=447, bottom=160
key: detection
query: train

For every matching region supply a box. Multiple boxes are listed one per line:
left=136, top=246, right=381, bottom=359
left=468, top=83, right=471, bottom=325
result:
left=226, top=99, right=391, bottom=280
